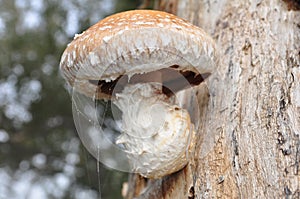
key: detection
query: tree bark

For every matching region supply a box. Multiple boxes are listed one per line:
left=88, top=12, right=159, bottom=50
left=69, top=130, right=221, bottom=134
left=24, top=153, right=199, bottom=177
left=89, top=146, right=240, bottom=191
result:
left=125, top=0, right=300, bottom=198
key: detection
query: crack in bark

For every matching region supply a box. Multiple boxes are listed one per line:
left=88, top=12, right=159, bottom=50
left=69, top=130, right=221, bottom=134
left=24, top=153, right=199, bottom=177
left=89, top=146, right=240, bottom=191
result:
left=188, top=186, right=195, bottom=199
left=231, top=129, right=239, bottom=168
left=295, top=135, right=300, bottom=175
left=284, top=186, right=292, bottom=196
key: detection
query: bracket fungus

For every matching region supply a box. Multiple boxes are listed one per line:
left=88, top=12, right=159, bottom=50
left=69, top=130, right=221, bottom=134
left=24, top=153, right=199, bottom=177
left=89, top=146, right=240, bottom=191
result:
left=60, top=10, right=217, bottom=179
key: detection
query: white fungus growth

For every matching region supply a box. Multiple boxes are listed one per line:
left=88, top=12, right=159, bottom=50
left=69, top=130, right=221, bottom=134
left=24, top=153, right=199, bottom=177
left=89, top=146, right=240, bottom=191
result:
left=114, top=83, right=194, bottom=178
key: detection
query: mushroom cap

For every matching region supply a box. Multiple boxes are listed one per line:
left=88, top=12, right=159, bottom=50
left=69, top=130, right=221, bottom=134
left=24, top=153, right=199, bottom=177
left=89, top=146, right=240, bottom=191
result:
left=59, top=10, right=217, bottom=99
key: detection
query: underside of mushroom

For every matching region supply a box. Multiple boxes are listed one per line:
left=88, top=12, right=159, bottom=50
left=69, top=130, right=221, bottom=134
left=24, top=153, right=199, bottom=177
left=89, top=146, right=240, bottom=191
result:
left=88, top=64, right=207, bottom=178
left=88, top=66, right=210, bottom=99
left=87, top=66, right=205, bottom=178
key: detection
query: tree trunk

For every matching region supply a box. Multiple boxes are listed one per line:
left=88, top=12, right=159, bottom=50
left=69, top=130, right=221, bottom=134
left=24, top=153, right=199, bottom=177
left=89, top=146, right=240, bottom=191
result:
left=125, top=0, right=300, bottom=198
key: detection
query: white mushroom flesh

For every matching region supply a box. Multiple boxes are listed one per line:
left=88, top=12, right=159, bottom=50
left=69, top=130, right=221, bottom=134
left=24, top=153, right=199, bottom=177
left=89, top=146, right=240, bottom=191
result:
left=114, top=83, right=194, bottom=178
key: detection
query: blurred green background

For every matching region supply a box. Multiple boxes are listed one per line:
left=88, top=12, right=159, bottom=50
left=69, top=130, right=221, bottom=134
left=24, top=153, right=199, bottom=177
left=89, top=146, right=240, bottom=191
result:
left=0, top=0, right=155, bottom=198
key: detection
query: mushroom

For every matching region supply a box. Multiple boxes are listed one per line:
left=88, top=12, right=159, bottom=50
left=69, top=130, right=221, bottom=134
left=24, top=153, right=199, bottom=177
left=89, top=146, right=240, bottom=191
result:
left=60, top=10, right=217, bottom=179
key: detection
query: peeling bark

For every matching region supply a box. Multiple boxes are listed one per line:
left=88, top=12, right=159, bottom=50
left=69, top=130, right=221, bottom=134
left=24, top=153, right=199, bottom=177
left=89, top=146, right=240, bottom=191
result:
left=126, top=0, right=300, bottom=198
